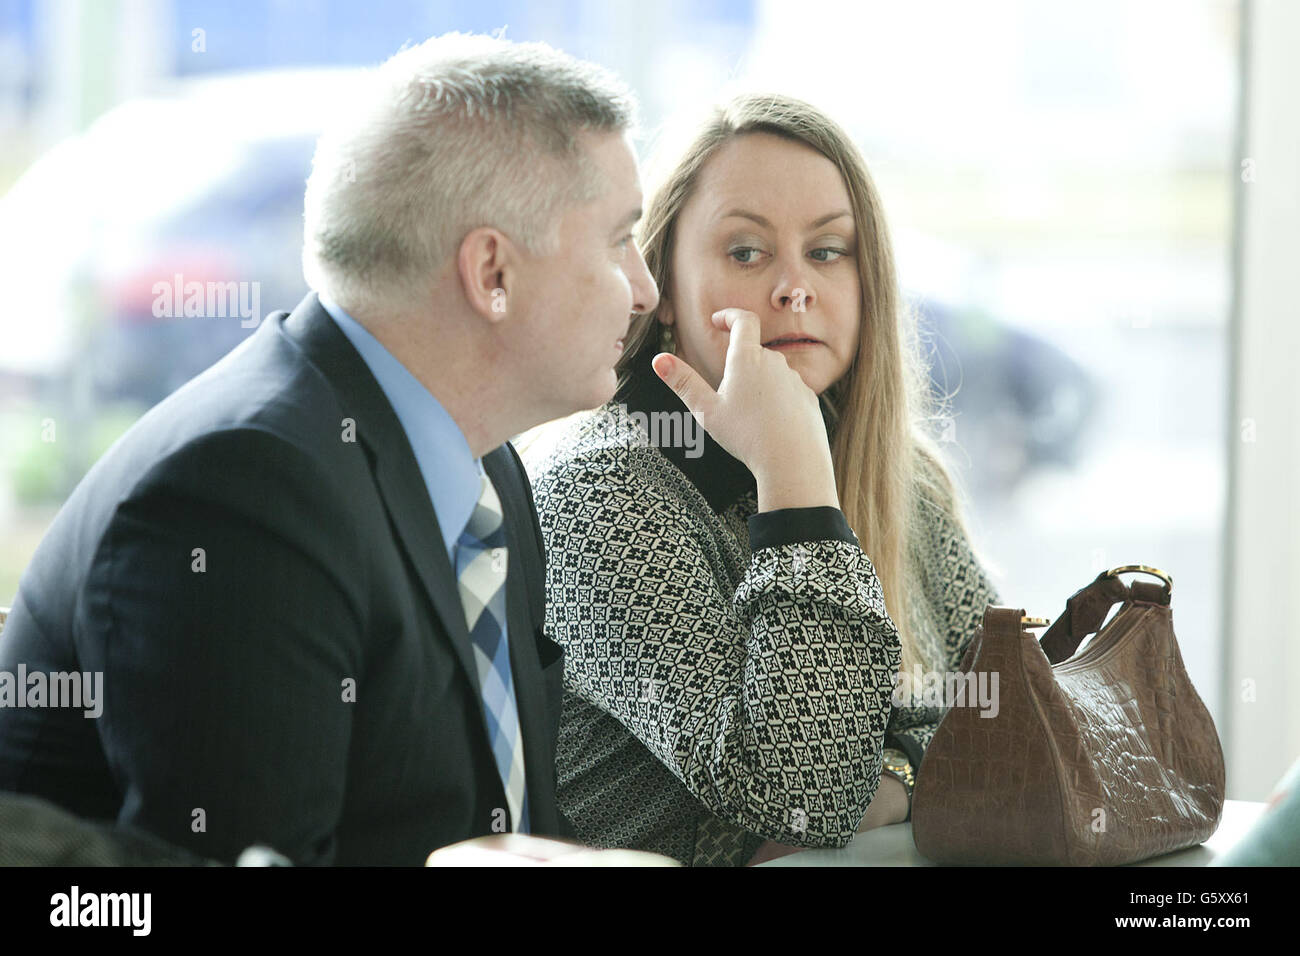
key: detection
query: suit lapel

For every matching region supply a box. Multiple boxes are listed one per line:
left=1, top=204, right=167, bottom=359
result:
left=276, top=293, right=483, bottom=706
left=277, top=292, right=558, bottom=831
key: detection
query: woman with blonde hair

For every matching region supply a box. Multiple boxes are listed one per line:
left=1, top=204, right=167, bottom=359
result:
left=528, top=93, right=1002, bottom=865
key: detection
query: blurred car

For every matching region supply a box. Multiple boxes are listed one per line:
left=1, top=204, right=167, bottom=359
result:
left=911, top=294, right=1098, bottom=497
left=0, top=68, right=1095, bottom=502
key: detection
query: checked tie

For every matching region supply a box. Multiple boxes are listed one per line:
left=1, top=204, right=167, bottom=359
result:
left=454, top=472, right=529, bottom=833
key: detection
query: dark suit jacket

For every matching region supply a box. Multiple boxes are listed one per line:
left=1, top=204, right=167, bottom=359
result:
left=0, top=292, right=568, bottom=864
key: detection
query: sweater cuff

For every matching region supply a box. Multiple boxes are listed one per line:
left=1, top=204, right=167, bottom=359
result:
left=747, top=506, right=858, bottom=552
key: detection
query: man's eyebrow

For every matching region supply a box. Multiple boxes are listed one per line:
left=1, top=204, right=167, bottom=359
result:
left=721, top=208, right=853, bottom=230
left=613, top=207, right=643, bottom=234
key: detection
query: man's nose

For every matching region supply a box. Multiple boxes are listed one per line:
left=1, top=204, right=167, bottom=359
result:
left=630, top=247, right=659, bottom=315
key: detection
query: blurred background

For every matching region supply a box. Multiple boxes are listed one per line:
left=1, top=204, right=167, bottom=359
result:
left=0, top=0, right=1295, bottom=802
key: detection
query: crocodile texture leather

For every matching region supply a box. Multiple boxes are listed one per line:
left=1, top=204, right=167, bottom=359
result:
left=911, top=570, right=1225, bottom=865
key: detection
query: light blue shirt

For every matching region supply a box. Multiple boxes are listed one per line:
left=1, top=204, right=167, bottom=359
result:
left=321, top=294, right=528, bottom=833
left=318, top=294, right=483, bottom=564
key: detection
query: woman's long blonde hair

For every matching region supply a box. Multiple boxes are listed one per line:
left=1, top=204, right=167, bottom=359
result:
left=617, top=93, right=974, bottom=679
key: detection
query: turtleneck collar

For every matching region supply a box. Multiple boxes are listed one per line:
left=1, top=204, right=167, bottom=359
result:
left=614, top=357, right=757, bottom=513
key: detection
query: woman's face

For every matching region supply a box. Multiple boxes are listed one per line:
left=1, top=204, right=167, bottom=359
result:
left=664, top=132, right=862, bottom=396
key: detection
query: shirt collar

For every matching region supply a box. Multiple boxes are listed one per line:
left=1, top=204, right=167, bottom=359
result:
left=318, top=294, right=482, bottom=559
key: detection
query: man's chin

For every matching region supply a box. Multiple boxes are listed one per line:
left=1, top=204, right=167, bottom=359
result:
left=538, top=373, right=617, bottom=423
left=582, top=369, right=619, bottom=410
left=586, top=383, right=618, bottom=413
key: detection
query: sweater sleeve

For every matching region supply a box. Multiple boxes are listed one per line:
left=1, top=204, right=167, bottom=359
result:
left=885, top=498, right=1002, bottom=772
left=535, top=448, right=902, bottom=848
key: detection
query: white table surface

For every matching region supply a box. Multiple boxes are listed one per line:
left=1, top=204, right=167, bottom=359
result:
left=759, top=799, right=1267, bottom=866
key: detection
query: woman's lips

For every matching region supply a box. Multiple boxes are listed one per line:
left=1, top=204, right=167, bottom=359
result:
left=763, top=338, right=823, bottom=351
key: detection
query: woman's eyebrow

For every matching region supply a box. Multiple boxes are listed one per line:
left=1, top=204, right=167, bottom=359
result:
left=808, top=209, right=853, bottom=229
left=720, top=208, right=853, bottom=230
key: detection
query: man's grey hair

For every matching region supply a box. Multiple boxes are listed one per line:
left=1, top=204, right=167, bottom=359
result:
left=302, top=33, right=637, bottom=314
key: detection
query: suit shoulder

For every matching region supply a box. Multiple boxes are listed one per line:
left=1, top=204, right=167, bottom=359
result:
left=132, top=323, right=353, bottom=463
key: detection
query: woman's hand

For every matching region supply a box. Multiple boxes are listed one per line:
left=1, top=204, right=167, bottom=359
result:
left=747, top=774, right=910, bottom=865
left=652, top=308, right=839, bottom=513
left=857, top=773, right=910, bottom=831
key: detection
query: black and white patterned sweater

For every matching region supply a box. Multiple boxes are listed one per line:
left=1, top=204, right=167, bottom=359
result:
left=528, top=369, right=1002, bottom=866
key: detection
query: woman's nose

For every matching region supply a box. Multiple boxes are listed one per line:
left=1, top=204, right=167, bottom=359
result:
left=771, top=272, right=814, bottom=313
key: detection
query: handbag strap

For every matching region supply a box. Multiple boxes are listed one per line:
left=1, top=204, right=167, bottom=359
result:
left=1038, top=569, right=1172, bottom=665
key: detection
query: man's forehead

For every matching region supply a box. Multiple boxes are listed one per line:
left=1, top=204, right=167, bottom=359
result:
left=583, top=132, right=642, bottom=214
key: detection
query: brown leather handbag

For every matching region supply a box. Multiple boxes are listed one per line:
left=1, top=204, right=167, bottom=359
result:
left=911, top=565, right=1225, bottom=865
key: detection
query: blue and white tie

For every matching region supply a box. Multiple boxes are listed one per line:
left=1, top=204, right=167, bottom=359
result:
left=454, top=472, right=529, bottom=833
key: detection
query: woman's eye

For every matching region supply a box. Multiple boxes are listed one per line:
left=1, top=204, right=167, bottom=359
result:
left=729, top=247, right=762, bottom=265
left=810, top=247, right=849, bottom=262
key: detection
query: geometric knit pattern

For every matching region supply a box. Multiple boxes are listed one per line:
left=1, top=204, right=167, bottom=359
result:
left=455, top=472, right=528, bottom=833
left=528, top=402, right=1000, bottom=865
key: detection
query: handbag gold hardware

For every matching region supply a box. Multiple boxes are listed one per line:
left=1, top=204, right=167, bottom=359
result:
left=1102, top=564, right=1172, bottom=590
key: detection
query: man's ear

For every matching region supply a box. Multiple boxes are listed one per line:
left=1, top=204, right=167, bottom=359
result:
left=456, top=227, right=516, bottom=323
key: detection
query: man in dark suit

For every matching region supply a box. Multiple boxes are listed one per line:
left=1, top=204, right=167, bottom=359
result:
left=0, top=33, right=657, bottom=864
